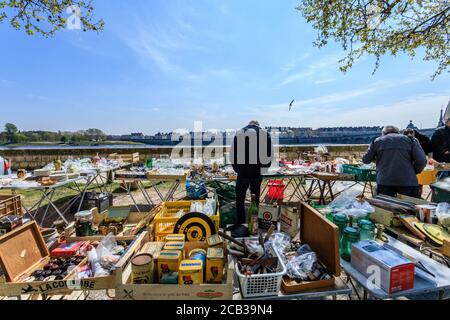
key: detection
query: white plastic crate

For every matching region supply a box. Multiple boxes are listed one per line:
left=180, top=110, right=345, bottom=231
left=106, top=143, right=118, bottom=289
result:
left=235, top=242, right=287, bottom=298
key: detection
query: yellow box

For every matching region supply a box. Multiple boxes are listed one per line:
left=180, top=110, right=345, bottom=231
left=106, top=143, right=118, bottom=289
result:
left=206, top=248, right=224, bottom=284
left=157, top=250, right=181, bottom=282
left=207, top=235, right=224, bottom=247
left=164, top=241, right=185, bottom=258
left=179, top=260, right=203, bottom=285
left=165, top=234, right=186, bottom=242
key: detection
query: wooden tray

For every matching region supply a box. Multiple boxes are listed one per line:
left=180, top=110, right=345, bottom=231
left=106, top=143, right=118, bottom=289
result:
left=116, top=241, right=233, bottom=300
left=0, top=224, right=149, bottom=297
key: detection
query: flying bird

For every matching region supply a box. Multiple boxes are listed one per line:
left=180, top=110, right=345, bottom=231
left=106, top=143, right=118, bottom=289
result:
left=289, top=99, right=295, bottom=111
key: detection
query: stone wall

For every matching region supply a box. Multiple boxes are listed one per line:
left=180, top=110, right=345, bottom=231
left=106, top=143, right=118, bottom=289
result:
left=1, top=145, right=369, bottom=170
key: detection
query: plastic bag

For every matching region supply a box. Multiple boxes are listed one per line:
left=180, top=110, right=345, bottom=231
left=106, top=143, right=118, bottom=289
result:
left=286, top=252, right=317, bottom=280
left=88, top=248, right=109, bottom=277
left=436, top=203, right=450, bottom=228
left=267, top=232, right=291, bottom=253
left=329, top=189, right=362, bottom=209
left=96, top=233, right=121, bottom=271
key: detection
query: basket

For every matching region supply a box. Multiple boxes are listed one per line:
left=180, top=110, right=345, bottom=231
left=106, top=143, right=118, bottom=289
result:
left=235, top=243, right=286, bottom=298
left=0, top=195, right=22, bottom=217
left=153, top=200, right=220, bottom=241
left=342, top=164, right=377, bottom=182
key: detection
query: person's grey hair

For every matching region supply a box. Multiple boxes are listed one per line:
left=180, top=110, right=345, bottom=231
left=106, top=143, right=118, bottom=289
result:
left=249, top=120, right=260, bottom=127
left=382, top=125, right=400, bottom=135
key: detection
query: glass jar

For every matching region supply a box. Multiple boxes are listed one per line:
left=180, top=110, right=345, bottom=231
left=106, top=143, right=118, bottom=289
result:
left=340, top=227, right=360, bottom=262
left=333, top=214, right=348, bottom=238
left=358, top=219, right=375, bottom=241
left=74, top=210, right=94, bottom=236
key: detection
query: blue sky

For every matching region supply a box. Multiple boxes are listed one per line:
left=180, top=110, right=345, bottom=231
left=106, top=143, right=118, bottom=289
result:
left=0, top=0, right=449, bottom=134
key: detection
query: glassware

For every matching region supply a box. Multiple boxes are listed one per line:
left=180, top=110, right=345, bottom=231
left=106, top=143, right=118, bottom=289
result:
left=358, top=219, right=375, bottom=241
left=340, top=227, right=360, bottom=262
left=247, top=194, right=259, bottom=235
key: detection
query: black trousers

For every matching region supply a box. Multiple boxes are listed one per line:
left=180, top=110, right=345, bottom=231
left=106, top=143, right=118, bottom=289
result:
left=236, top=176, right=262, bottom=224
left=377, top=185, right=421, bottom=199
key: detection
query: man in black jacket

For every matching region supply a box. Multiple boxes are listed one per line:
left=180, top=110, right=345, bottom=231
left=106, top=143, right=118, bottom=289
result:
left=230, top=121, right=274, bottom=228
left=431, top=117, right=450, bottom=180
left=431, top=117, right=450, bottom=163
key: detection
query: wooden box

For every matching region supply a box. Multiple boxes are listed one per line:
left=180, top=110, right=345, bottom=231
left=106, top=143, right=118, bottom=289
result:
left=281, top=203, right=341, bottom=294
left=443, top=240, right=450, bottom=258
left=146, top=169, right=190, bottom=182
left=116, top=241, right=233, bottom=300
left=0, top=221, right=148, bottom=297
left=0, top=194, right=22, bottom=218
left=65, top=206, right=157, bottom=239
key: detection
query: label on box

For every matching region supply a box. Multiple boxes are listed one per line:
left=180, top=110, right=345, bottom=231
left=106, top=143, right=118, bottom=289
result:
left=280, top=206, right=299, bottom=238
left=179, top=260, right=203, bottom=285
left=258, top=205, right=280, bottom=230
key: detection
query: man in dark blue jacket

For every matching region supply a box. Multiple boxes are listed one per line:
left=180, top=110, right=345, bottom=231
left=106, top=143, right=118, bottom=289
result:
left=230, top=121, right=273, bottom=227
left=363, top=125, right=427, bottom=198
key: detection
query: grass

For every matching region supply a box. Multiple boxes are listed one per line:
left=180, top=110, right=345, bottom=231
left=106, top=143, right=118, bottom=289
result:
left=0, top=181, right=177, bottom=208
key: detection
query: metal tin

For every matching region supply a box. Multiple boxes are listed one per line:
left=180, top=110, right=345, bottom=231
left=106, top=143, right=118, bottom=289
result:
left=132, top=253, right=154, bottom=284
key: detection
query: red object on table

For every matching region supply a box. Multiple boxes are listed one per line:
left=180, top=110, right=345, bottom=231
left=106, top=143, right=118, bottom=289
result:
left=267, top=180, right=285, bottom=201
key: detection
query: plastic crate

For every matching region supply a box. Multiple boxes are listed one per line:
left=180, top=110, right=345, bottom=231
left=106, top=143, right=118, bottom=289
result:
left=0, top=195, right=22, bottom=217
left=342, top=164, right=377, bottom=182
left=153, top=200, right=220, bottom=241
left=431, top=184, right=450, bottom=203
left=235, top=243, right=286, bottom=298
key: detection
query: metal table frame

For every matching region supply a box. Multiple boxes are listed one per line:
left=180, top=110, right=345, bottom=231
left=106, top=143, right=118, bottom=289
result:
left=233, top=276, right=351, bottom=300
left=2, top=176, right=90, bottom=225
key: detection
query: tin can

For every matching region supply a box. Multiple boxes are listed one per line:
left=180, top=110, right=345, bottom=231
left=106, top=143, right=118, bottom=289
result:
left=189, top=248, right=207, bottom=277
left=179, top=260, right=203, bottom=285
left=131, top=253, right=154, bottom=284
left=417, top=205, right=437, bottom=223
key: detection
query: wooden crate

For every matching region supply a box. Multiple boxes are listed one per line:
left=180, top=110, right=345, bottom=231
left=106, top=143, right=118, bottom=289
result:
left=0, top=195, right=22, bottom=217
left=0, top=221, right=149, bottom=297
left=153, top=200, right=220, bottom=241
left=66, top=205, right=159, bottom=239
left=109, top=152, right=140, bottom=164
left=145, top=169, right=190, bottom=182
left=115, top=241, right=233, bottom=300
left=281, top=203, right=341, bottom=294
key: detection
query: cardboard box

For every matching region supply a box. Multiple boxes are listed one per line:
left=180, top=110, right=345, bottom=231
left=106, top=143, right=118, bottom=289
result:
left=351, top=240, right=415, bottom=294
left=258, top=205, right=279, bottom=231
left=281, top=203, right=340, bottom=293
left=280, top=205, right=300, bottom=238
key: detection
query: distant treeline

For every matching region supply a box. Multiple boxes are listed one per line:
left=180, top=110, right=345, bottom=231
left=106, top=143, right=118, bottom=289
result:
left=0, top=123, right=107, bottom=144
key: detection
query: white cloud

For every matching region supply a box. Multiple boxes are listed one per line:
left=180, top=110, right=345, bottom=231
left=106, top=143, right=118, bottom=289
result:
left=277, top=53, right=342, bottom=88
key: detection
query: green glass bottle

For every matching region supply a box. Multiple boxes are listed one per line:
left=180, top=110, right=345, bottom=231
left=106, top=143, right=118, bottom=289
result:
left=333, top=214, right=348, bottom=239
left=341, top=227, right=360, bottom=262
left=358, top=219, right=375, bottom=241
left=247, top=194, right=259, bottom=235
